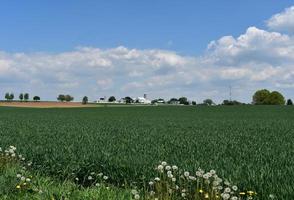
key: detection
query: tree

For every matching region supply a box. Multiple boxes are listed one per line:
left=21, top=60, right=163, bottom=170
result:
left=168, top=98, right=178, bottom=104
left=179, top=97, right=189, bottom=105
left=24, top=93, right=29, bottom=101
left=9, top=93, right=14, bottom=101
left=203, top=99, right=214, bottom=106
left=108, top=96, right=116, bottom=102
left=5, top=93, right=10, bottom=101
left=264, top=91, right=285, bottom=105
left=253, top=89, right=270, bottom=105
left=65, top=95, right=74, bottom=102
left=82, top=96, right=88, bottom=104
left=33, top=96, right=40, bottom=101
left=57, top=94, right=65, bottom=102
left=124, top=96, right=133, bottom=104
left=192, top=101, right=196, bottom=105
left=287, top=99, right=293, bottom=105
left=19, top=93, right=24, bottom=101
left=222, top=100, right=242, bottom=105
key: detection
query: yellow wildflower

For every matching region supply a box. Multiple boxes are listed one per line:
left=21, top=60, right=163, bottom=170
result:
left=16, top=185, right=21, bottom=189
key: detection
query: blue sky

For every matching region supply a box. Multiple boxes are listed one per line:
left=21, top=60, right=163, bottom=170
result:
left=1, top=0, right=293, bottom=55
left=1, top=1, right=294, bottom=103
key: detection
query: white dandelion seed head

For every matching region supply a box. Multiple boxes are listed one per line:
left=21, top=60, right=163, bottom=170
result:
left=172, top=177, right=176, bottom=182
left=232, top=185, right=238, bottom=191
left=172, top=165, right=178, bottom=170
left=184, top=171, right=189, bottom=177
left=224, top=187, right=231, bottom=193
left=134, top=194, right=140, bottom=199
left=161, top=161, right=167, bottom=166
left=165, top=165, right=171, bottom=170
left=154, top=177, right=160, bottom=181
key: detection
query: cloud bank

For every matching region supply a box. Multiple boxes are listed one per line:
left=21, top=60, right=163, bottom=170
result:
left=1, top=6, right=294, bottom=103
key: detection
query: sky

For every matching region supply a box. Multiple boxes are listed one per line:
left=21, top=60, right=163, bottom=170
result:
left=0, top=0, right=294, bottom=103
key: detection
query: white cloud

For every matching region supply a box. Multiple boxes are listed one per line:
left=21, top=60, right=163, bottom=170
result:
left=267, top=6, right=294, bottom=33
left=2, top=7, right=294, bottom=103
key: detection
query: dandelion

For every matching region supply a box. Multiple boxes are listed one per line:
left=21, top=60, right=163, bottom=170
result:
left=203, top=174, right=209, bottom=179
left=199, top=189, right=204, bottom=193
left=204, top=193, right=209, bottom=199
left=95, top=183, right=100, bottom=187
left=75, top=177, right=79, bottom=181
left=181, top=193, right=186, bottom=197
left=172, top=165, right=178, bottom=170
left=161, top=161, right=167, bottom=166
left=184, top=171, right=189, bottom=177
left=165, top=165, right=171, bottom=170
left=154, top=177, right=160, bottom=181
left=26, top=178, right=31, bottom=182
left=232, top=185, right=238, bottom=191
left=157, top=165, right=164, bottom=171
left=150, top=191, right=155, bottom=196
left=87, top=176, right=93, bottom=180
left=210, top=170, right=216, bottom=174
left=16, top=174, right=22, bottom=178
left=224, top=187, right=231, bottom=193
left=231, top=196, right=238, bottom=200
left=16, top=185, right=21, bottom=189
left=221, top=193, right=230, bottom=200
left=131, top=189, right=138, bottom=195
left=90, top=172, right=95, bottom=175
left=172, top=177, right=176, bottom=182
left=148, top=181, right=154, bottom=185
left=134, top=194, right=140, bottom=199
left=269, top=194, right=275, bottom=199
left=103, top=175, right=109, bottom=180
left=97, top=172, right=103, bottom=177
left=21, top=176, right=26, bottom=181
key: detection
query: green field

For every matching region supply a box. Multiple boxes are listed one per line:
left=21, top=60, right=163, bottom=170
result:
left=0, top=106, right=293, bottom=199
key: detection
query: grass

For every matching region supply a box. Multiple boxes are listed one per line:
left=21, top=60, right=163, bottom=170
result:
left=0, top=106, right=293, bottom=199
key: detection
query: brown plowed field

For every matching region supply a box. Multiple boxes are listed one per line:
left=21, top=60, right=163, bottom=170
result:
left=0, top=101, right=97, bottom=108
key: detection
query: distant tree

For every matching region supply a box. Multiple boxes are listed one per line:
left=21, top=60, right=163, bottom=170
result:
left=124, top=96, right=133, bottom=104
left=168, top=98, right=178, bottom=104
left=287, top=99, right=293, bottom=105
left=19, top=93, right=24, bottom=101
left=9, top=93, right=14, bottom=101
left=179, top=97, right=189, bottom=105
left=203, top=99, right=214, bottom=106
left=33, top=96, right=40, bottom=101
left=192, top=101, right=197, bottom=105
left=57, top=94, right=65, bottom=102
left=82, top=96, right=88, bottom=104
left=222, top=100, right=243, bottom=105
left=108, top=96, right=116, bottom=102
left=252, top=89, right=271, bottom=105
left=24, top=93, right=29, bottom=101
left=5, top=93, right=10, bottom=101
left=65, top=95, right=74, bottom=102
left=264, top=91, right=285, bottom=105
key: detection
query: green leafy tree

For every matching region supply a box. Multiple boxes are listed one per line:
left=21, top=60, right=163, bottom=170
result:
left=19, top=93, right=24, bottom=101
left=33, top=96, right=40, bottom=101
left=179, top=97, right=189, bottom=105
left=192, top=101, right=196, bottom=105
left=82, top=96, right=88, bottom=104
left=124, top=96, right=133, bottom=104
left=203, top=99, right=214, bottom=105
left=65, top=95, right=74, bottom=102
left=264, top=91, right=285, bottom=105
left=5, top=93, right=10, bottom=101
left=9, top=93, right=14, bottom=101
left=168, top=98, right=178, bottom=104
left=253, top=89, right=270, bottom=105
left=287, top=99, right=293, bottom=105
left=24, top=93, right=29, bottom=101
left=108, top=96, right=116, bottom=102
left=57, top=94, right=65, bottom=102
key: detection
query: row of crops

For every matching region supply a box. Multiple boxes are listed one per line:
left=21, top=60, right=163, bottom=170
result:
left=0, top=106, right=293, bottom=199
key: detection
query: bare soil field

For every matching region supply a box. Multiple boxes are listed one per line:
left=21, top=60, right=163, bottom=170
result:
left=0, top=101, right=97, bottom=108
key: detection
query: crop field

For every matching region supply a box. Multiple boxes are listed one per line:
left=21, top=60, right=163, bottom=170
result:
left=0, top=106, right=293, bottom=199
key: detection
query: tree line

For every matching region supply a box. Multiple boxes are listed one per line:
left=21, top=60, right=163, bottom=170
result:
left=2, top=89, right=293, bottom=106
left=4, top=93, right=40, bottom=101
